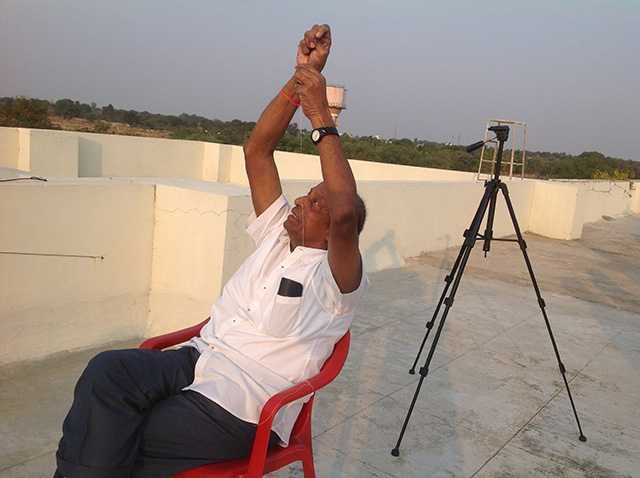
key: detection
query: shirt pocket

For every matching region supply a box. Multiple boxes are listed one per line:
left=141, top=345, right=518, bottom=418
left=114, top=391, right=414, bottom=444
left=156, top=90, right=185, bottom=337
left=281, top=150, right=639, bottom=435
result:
left=267, top=295, right=303, bottom=338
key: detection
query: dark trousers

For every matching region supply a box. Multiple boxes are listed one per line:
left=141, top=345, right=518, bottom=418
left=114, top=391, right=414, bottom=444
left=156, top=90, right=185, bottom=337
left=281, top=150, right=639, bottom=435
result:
left=56, top=347, right=279, bottom=478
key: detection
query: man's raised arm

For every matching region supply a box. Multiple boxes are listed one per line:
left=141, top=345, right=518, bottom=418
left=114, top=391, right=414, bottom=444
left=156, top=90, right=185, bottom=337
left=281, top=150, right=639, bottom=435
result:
left=294, top=64, right=364, bottom=294
left=243, top=25, right=332, bottom=217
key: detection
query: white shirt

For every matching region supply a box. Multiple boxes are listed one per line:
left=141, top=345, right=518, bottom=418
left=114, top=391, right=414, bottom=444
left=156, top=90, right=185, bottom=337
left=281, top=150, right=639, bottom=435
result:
left=186, top=194, right=369, bottom=444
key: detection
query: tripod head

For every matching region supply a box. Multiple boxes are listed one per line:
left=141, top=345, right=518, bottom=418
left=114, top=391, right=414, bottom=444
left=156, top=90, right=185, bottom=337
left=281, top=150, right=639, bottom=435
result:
left=465, top=124, right=511, bottom=255
left=489, top=125, right=509, bottom=181
left=466, top=125, right=510, bottom=153
left=466, top=125, right=510, bottom=181
left=489, top=125, right=509, bottom=142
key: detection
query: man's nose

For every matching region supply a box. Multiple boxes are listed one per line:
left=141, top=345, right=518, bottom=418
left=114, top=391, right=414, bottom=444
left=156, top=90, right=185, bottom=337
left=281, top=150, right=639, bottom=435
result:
left=294, top=196, right=304, bottom=207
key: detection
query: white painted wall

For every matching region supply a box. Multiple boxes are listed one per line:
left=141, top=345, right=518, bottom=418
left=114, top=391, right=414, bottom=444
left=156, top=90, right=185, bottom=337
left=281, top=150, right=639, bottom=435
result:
left=76, top=132, right=205, bottom=179
left=147, top=180, right=254, bottom=336
left=26, top=129, right=79, bottom=177
left=0, top=128, right=19, bottom=170
left=0, top=126, right=637, bottom=363
left=553, top=179, right=639, bottom=221
left=529, top=181, right=584, bottom=240
left=0, top=180, right=155, bottom=364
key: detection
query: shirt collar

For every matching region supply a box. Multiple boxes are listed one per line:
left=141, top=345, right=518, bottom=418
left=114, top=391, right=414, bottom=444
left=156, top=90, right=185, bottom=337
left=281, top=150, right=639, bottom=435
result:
left=279, top=231, right=327, bottom=263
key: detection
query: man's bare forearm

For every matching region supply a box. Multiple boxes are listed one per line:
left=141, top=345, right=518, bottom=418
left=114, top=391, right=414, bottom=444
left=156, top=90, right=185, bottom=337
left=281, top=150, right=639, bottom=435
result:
left=244, top=77, right=299, bottom=159
left=244, top=25, right=333, bottom=217
left=295, top=66, right=359, bottom=219
left=311, top=113, right=357, bottom=193
left=243, top=77, right=299, bottom=216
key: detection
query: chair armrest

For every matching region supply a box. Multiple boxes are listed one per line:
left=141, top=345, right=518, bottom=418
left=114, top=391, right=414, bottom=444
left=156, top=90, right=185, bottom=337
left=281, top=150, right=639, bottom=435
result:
left=258, top=330, right=350, bottom=427
left=246, top=331, right=350, bottom=472
left=139, top=318, right=210, bottom=350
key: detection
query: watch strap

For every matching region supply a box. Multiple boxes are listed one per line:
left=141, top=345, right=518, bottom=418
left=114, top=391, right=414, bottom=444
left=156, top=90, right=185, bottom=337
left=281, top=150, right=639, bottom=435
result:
left=312, top=127, right=339, bottom=144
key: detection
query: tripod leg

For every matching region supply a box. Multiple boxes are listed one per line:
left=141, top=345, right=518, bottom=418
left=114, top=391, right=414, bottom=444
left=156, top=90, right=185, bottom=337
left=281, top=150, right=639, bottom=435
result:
left=482, top=183, right=499, bottom=255
left=394, top=182, right=498, bottom=456
left=410, top=182, right=498, bottom=373
left=393, top=239, right=477, bottom=456
left=409, top=243, right=460, bottom=374
left=499, top=183, right=586, bottom=442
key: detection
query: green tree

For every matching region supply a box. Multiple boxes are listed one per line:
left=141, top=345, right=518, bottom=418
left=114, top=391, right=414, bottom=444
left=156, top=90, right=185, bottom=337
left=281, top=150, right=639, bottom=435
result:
left=54, top=99, right=81, bottom=119
left=123, top=110, right=140, bottom=126
left=341, top=136, right=381, bottom=162
left=0, top=97, right=54, bottom=129
left=101, top=104, right=115, bottom=121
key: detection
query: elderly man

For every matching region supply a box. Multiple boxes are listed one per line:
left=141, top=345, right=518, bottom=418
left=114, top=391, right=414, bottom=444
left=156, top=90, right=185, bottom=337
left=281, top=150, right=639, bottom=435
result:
left=54, top=24, right=367, bottom=478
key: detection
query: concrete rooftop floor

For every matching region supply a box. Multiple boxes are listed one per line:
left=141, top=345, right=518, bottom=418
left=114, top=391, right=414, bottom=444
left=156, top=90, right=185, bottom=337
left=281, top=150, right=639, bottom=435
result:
left=1, top=214, right=639, bottom=477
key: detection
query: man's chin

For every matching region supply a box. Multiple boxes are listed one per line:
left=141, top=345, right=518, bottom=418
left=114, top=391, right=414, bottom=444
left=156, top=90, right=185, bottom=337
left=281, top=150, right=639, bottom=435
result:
left=283, top=220, right=298, bottom=238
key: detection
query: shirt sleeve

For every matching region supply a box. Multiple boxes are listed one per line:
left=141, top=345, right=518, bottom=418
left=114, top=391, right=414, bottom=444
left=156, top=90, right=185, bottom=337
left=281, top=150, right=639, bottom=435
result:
left=318, top=254, right=370, bottom=317
left=245, top=194, right=291, bottom=247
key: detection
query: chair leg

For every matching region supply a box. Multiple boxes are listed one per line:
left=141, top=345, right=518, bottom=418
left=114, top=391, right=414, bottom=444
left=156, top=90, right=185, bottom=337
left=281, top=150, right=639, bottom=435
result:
left=301, top=454, right=316, bottom=478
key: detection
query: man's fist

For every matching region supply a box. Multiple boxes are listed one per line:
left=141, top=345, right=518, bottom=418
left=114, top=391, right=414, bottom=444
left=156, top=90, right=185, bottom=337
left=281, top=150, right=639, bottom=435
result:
left=297, top=24, right=331, bottom=72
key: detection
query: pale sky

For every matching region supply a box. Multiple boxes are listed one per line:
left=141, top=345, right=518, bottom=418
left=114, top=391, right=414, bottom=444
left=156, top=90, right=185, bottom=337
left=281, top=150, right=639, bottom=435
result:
left=1, top=0, right=638, bottom=161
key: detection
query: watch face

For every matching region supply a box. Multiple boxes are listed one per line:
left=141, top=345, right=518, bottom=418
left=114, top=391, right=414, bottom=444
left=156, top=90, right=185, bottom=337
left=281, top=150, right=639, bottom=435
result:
left=312, top=130, right=321, bottom=142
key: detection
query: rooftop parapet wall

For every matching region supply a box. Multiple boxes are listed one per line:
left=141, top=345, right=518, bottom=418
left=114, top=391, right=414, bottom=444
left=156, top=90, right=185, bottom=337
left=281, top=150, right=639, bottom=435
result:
left=0, top=128, right=79, bottom=177
left=355, top=179, right=535, bottom=270
left=0, top=127, right=19, bottom=170
left=0, top=126, right=638, bottom=364
left=552, top=179, right=639, bottom=222
left=0, top=175, right=537, bottom=364
left=0, top=178, right=256, bottom=364
left=0, top=180, right=155, bottom=364
left=148, top=180, right=254, bottom=337
left=0, top=127, right=479, bottom=184
left=77, top=131, right=205, bottom=179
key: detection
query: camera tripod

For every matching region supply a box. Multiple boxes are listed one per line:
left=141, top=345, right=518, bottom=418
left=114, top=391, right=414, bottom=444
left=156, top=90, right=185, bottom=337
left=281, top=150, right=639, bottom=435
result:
left=392, top=125, right=586, bottom=457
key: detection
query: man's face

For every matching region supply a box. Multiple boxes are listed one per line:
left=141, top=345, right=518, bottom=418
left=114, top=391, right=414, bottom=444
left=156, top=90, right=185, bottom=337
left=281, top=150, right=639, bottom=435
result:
left=284, top=182, right=330, bottom=250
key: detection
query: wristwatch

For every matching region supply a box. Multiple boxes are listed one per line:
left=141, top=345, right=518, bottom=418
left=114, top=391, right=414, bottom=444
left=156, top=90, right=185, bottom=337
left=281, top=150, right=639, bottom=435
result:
left=311, top=127, right=339, bottom=145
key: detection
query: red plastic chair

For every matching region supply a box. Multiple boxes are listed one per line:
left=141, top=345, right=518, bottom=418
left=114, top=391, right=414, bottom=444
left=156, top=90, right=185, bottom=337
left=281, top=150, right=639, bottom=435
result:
left=139, top=318, right=351, bottom=478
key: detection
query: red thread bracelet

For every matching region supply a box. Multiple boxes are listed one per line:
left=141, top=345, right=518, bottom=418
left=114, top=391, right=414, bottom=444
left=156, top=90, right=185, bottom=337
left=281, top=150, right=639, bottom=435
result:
left=280, top=89, right=300, bottom=107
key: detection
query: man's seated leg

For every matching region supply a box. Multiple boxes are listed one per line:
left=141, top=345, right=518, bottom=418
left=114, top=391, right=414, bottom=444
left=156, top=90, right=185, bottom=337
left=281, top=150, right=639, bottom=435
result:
left=56, top=346, right=200, bottom=478
left=131, top=390, right=281, bottom=478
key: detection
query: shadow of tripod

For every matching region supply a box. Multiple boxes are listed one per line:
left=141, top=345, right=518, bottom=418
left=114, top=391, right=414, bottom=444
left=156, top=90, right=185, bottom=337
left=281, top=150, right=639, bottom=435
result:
left=392, top=125, right=586, bottom=457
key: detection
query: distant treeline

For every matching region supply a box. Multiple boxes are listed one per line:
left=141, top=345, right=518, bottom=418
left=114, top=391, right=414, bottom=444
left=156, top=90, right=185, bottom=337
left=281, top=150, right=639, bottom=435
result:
left=1, top=96, right=638, bottom=181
